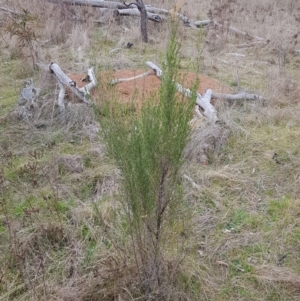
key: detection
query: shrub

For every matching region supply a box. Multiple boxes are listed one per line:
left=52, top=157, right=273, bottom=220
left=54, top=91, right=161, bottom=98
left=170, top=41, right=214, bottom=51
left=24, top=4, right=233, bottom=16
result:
left=98, top=21, right=196, bottom=298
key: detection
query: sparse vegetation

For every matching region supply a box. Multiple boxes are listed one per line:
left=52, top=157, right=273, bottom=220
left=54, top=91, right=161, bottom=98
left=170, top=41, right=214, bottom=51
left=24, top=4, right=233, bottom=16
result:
left=1, top=0, right=300, bottom=300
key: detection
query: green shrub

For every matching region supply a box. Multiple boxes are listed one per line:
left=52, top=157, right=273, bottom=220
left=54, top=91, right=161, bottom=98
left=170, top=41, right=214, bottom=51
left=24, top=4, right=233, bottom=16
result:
left=98, top=21, right=196, bottom=297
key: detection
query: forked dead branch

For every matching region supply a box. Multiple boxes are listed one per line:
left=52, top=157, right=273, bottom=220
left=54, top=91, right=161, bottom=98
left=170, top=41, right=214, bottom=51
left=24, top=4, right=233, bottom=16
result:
left=49, top=63, right=97, bottom=112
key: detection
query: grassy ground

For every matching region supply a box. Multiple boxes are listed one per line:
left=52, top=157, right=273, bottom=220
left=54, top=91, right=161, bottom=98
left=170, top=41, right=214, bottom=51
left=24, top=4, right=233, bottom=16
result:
left=1, top=0, right=300, bottom=300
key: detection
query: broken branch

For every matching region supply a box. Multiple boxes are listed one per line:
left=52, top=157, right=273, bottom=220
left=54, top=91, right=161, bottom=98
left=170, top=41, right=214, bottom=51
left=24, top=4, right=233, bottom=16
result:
left=211, top=92, right=265, bottom=101
left=49, top=63, right=97, bottom=105
left=109, top=70, right=153, bottom=85
left=146, top=61, right=218, bottom=122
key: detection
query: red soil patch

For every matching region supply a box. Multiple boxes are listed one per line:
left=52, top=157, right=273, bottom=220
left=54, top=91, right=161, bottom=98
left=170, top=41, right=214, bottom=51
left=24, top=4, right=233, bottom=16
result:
left=68, top=69, right=231, bottom=108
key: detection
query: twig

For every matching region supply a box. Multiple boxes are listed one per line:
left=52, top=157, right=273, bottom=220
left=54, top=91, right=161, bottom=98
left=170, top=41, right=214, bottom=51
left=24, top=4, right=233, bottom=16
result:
left=0, top=6, right=21, bottom=15
left=183, top=174, right=200, bottom=190
left=109, top=70, right=153, bottom=85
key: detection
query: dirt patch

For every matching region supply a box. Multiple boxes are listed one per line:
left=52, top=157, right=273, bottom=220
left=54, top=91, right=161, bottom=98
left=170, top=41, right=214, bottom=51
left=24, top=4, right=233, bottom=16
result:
left=68, top=69, right=231, bottom=108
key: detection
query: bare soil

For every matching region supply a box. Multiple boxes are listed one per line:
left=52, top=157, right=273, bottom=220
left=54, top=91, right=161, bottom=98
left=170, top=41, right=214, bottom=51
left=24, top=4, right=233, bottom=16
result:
left=68, top=69, right=231, bottom=108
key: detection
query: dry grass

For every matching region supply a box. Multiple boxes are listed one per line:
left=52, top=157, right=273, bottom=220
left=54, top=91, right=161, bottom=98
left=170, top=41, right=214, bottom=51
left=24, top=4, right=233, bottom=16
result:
left=1, top=0, right=300, bottom=300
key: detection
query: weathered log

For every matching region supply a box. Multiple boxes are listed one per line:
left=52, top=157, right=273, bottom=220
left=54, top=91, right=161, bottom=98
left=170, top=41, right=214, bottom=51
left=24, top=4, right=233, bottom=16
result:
left=194, top=20, right=211, bottom=27
left=211, top=21, right=264, bottom=41
left=226, top=53, right=246, bottom=57
left=118, top=8, right=161, bottom=22
left=57, top=81, right=66, bottom=112
left=49, top=63, right=97, bottom=108
left=19, top=79, right=40, bottom=105
left=47, top=0, right=129, bottom=9
left=146, top=61, right=218, bottom=122
left=46, top=0, right=194, bottom=26
left=79, top=67, right=97, bottom=96
left=145, top=5, right=196, bottom=28
left=211, top=92, right=265, bottom=101
left=0, top=6, right=21, bottom=15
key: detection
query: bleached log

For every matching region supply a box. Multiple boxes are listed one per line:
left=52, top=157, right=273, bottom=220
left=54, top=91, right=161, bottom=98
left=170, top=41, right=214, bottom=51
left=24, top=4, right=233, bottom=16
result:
left=109, top=70, right=153, bottom=85
left=194, top=20, right=211, bottom=27
left=145, top=5, right=196, bottom=27
left=194, top=105, right=203, bottom=118
left=19, top=79, right=40, bottom=105
left=47, top=0, right=196, bottom=26
left=0, top=6, right=21, bottom=15
left=211, top=92, right=265, bottom=101
left=49, top=63, right=96, bottom=104
left=118, top=8, right=161, bottom=22
left=57, top=81, right=66, bottom=112
left=226, top=53, right=246, bottom=57
left=146, top=61, right=218, bottom=122
left=144, top=5, right=169, bottom=15
left=194, top=19, right=264, bottom=40
left=47, top=0, right=129, bottom=9
left=79, top=67, right=97, bottom=97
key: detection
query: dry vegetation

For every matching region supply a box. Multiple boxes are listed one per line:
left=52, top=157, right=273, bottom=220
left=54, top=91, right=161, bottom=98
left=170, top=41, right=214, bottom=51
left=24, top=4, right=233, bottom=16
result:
left=1, top=0, right=300, bottom=300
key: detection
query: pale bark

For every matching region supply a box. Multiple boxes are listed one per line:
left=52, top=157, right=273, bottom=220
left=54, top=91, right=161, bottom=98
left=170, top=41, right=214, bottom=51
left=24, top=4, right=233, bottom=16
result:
left=146, top=61, right=218, bottom=122
left=226, top=53, right=246, bottom=57
left=57, top=81, right=66, bottom=112
left=109, top=70, right=153, bottom=85
left=194, top=20, right=211, bottom=27
left=145, top=5, right=195, bottom=28
left=118, top=8, right=161, bottom=22
left=47, top=0, right=128, bottom=9
left=49, top=63, right=97, bottom=105
left=0, top=6, right=21, bottom=15
left=211, top=92, right=265, bottom=101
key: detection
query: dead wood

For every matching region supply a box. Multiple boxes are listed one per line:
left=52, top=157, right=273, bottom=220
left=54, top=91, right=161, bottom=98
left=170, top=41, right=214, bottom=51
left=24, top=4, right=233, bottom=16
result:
left=109, top=70, right=153, bottom=85
left=49, top=63, right=97, bottom=112
left=47, top=0, right=129, bottom=9
left=118, top=8, right=161, bottom=22
left=146, top=61, right=218, bottom=122
left=211, top=92, right=265, bottom=101
left=0, top=6, right=21, bottom=15
left=210, top=21, right=264, bottom=41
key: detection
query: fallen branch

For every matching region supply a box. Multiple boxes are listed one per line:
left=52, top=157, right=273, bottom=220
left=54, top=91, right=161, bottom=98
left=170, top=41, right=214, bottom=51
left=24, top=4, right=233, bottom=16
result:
left=79, top=67, right=97, bottom=96
left=109, top=70, right=153, bottom=85
left=211, top=21, right=264, bottom=41
left=211, top=92, right=265, bottom=101
left=193, top=20, right=211, bottom=27
left=0, top=6, right=21, bottom=15
left=109, top=62, right=265, bottom=107
left=226, top=53, right=246, bottom=57
left=47, top=0, right=267, bottom=40
left=47, top=0, right=129, bottom=9
left=118, top=8, right=161, bottom=22
left=183, top=174, right=200, bottom=190
left=235, top=40, right=268, bottom=49
left=146, top=61, right=218, bottom=122
left=47, top=0, right=195, bottom=26
left=49, top=63, right=97, bottom=110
